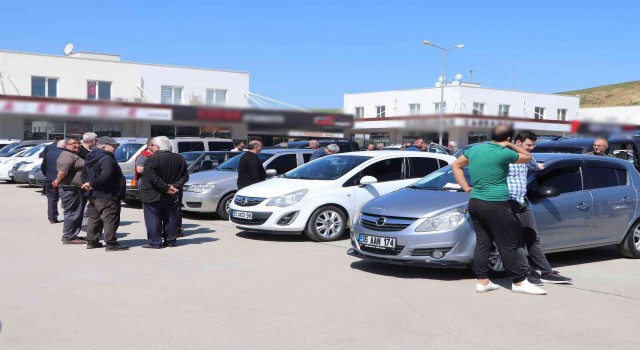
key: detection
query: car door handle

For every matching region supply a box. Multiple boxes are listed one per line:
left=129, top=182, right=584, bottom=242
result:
left=576, top=202, right=591, bottom=210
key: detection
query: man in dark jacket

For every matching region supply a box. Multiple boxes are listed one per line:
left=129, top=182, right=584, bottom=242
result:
left=41, top=139, right=64, bottom=223
left=237, top=140, right=266, bottom=189
left=139, top=136, right=189, bottom=248
left=80, top=137, right=128, bottom=251
left=405, top=138, right=425, bottom=151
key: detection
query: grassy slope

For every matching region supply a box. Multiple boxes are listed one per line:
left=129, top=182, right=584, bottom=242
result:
left=557, top=81, right=640, bottom=107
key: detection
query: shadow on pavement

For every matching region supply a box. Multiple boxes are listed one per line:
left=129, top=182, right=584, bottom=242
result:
left=350, top=260, right=473, bottom=281
left=545, top=245, right=623, bottom=268
left=119, top=221, right=138, bottom=227
left=181, top=212, right=219, bottom=221
left=16, top=185, right=33, bottom=189
left=236, top=231, right=308, bottom=242
left=185, top=227, right=215, bottom=235
left=121, top=237, right=218, bottom=247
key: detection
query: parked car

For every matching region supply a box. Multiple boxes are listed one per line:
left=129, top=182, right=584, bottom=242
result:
left=28, top=163, right=47, bottom=188
left=14, top=160, right=43, bottom=184
left=123, top=151, right=241, bottom=205
left=182, top=149, right=314, bottom=220
left=266, top=139, right=360, bottom=153
left=228, top=151, right=455, bottom=241
left=0, top=139, right=20, bottom=150
left=0, top=143, right=50, bottom=181
left=0, top=147, right=36, bottom=181
left=0, top=140, right=46, bottom=157
left=348, top=153, right=640, bottom=272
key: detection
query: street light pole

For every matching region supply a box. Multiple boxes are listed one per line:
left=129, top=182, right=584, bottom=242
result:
left=423, top=40, right=464, bottom=145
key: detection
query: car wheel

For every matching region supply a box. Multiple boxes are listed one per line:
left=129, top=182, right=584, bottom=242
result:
left=217, top=193, right=235, bottom=221
left=304, top=206, right=347, bottom=242
left=618, top=221, right=640, bottom=258
left=469, top=244, right=507, bottom=277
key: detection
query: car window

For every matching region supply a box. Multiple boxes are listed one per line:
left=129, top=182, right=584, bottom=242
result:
left=208, top=141, right=233, bottom=151
left=286, top=155, right=370, bottom=180
left=536, top=165, right=582, bottom=194
left=407, top=157, right=440, bottom=179
left=361, top=158, right=404, bottom=183
left=302, top=153, right=312, bottom=163
left=177, top=142, right=205, bottom=153
left=608, top=142, right=635, bottom=161
left=266, top=154, right=298, bottom=174
left=215, top=152, right=272, bottom=171
left=532, top=146, right=588, bottom=154
left=585, top=166, right=627, bottom=189
left=115, top=143, right=143, bottom=162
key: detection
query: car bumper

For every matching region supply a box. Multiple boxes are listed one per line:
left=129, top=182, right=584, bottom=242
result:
left=29, top=174, right=46, bottom=187
left=125, top=187, right=140, bottom=200
left=182, top=191, right=222, bottom=213
left=228, top=199, right=316, bottom=233
left=14, top=170, right=31, bottom=184
left=348, top=221, right=476, bottom=268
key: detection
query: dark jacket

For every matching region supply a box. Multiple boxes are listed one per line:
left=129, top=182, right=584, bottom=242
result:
left=310, top=148, right=327, bottom=161
left=237, top=152, right=266, bottom=189
left=81, top=148, right=126, bottom=200
left=139, top=151, right=189, bottom=203
left=41, top=147, right=63, bottom=181
left=405, top=145, right=421, bottom=152
left=40, top=142, right=59, bottom=159
left=77, top=146, right=90, bottom=160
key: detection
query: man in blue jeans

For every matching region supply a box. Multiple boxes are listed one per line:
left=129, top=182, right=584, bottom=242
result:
left=508, top=130, right=572, bottom=285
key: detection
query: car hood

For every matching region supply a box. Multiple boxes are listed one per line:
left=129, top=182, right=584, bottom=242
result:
left=186, top=169, right=237, bottom=185
left=236, top=177, right=329, bottom=198
left=362, top=187, right=470, bottom=218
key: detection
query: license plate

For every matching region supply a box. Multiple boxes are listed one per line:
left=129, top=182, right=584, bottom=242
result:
left=29, top=175, right=35, bottom=179
left=232, top=210, right=253, bottom=220
left=359, top=234, right=396, bottom=249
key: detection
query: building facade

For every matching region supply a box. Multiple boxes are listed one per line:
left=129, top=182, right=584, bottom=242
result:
left=344, top=82, right=580, bottom=146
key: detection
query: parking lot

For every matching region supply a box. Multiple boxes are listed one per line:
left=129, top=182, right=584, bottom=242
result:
left=1, top=182, right=639, bottom=350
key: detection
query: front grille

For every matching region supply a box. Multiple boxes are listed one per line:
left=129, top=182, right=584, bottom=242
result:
left=360, top=213, right=417, bottom=232
left=234, top=195, right=266, bottom=207
left=411, top=248, right=452, bottom=257
left=230, top=211, right=272, bottom=226
left=360, top=245, right=405, bottom=256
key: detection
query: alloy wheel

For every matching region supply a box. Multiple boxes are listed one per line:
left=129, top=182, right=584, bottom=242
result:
left=634, top=226, right=640, bottom=250
left=488, top=245, right=505, bottom=272
left=314, top=210, right=343, bottom=238
left=225, top=198, right=232, bottom=214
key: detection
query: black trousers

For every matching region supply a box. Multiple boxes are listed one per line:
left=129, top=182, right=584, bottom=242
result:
left=468, top=198, right=526, bottom=283
left=509, top=200, right=554, bottom=275
left=45, top=181, right=59, bottom=222
left=143, top=198, right=179, bottom=246
left=86, top=198, right=121, bottom=244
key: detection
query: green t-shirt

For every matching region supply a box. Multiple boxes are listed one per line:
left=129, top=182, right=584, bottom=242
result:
left=463, top=142, right=519, bottom=201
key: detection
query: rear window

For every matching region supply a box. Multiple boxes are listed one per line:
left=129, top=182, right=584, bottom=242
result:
left=407, top=157, right=440, bottom=179
left=208, top=141, right=233, bottom=151
left=585, top=166, right=627, bottom=189
left=177, top=142, right=205, bottom=153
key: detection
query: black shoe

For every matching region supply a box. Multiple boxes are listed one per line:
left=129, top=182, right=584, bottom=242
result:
left=49, top=219, right=60, bottom=224
left=177, top=227, right=184, bottom=237
left=540, top=270, right=572, bottom=284
left=141, top=244, right=165, bottom=249
left=163, top=241, right=178, bottom=248
left=527, top=271, right=544, bottom=286
left=106, top=244, right=129, bottom=251
left=86, top=241, right=104, bottom=249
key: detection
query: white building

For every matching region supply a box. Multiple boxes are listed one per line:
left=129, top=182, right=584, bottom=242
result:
left=578, top=106, right=640, bottom=125
left=344, top=82, right=580, bottom=147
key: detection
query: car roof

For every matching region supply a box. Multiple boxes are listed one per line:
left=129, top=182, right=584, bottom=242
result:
left=261, top=149, right=315, bottom=154
left=336, top=150, right=455, bottom=161
left=532, top=152, right=631, bottom=165
left=536, top=135, right=638, bottom=148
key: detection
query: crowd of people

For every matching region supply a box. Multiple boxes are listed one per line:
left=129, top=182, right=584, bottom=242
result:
left=364, top=139, right=459, bottom=154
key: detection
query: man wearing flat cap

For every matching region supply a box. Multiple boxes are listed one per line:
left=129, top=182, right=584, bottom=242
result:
left=80, top=136, right=129, bottom=251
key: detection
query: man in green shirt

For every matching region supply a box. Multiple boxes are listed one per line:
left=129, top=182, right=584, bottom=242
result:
left=452, top=125, right=546, bottom=295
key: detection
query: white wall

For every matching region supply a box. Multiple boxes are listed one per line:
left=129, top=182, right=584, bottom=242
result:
left=344, top=87, right=458, bottom=118
left=578, top=106, right=640, bottom=124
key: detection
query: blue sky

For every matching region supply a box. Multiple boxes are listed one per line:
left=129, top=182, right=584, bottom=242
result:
left=2, top=1, right=638, bottom=108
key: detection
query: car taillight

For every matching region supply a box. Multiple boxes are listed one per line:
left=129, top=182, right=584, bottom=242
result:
left=131, top=179, right=137, bottom=187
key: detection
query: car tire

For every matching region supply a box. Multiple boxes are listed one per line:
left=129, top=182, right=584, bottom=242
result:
left=217, top=193, right=235, bottom=221
left=618, top=221, right=640, bottom=258
left=304, top=206, right=347, bottom=242
left=469, top=244, right=507, bottom=278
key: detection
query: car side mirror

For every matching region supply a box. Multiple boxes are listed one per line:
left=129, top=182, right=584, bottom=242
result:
left=266, top=169, right=277, bottom=176
left=537, top=186, right=560, bottom=199
left=359, top=175, right=378, bottom=187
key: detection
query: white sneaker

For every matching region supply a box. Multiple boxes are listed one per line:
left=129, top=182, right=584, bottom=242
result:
left=512, top=280, right=547, bottom=295
left=476, top=281, right=500, bottom=293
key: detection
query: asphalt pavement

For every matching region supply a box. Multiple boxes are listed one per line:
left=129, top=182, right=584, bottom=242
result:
left=1, top=182, right=639, bottom=350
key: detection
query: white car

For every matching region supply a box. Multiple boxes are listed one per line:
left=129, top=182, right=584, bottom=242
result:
left=0, top=145, right=43, bottom=181
left=228, top=151, right=455, bottom=241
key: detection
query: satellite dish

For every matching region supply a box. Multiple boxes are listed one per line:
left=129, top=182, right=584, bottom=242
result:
left=454, top=73, right=463, bottom=81
left=63, top=43, right=74, bottom=56
left=435, top=82, right=442, bottom=88
left=437, top=76, right=445, bottom=82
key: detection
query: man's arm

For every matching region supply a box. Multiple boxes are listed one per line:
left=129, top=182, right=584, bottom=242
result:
left=173, top=161, right=190, bottom=188
left=452, top=155, right=471, bottom=193
left=499, top=141, right=532, bottom=164
left=89, top=158, right=113, bottom=189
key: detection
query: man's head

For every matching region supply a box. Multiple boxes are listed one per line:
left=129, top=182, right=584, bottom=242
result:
left=326, top=144, right=340, bottom=155
left=56, top=139, right=66, bottom=149
left=52, top=135, right=63, bottom=143
left=592, top=137, right=609, bottom=156
left=491, top=125, right=514, bottom=142
left=420, top=144, right=428, bottom=151
left=514, top=130, right=538, bottom=153
left=146, top=137, right=154, bottom=147
left=235, top=140, right=245, bottom=150
left=448, top=141, right=458, bottom=150
left=248, top=140, right=263, bottom=154
left=376, top=143, right=384, bottom=150
left=64, top=137, right=81, bottom=153
left=151, top=136, right=172, bottom=152
left=413, top=138, right=425, bottom=148
left=82, top=132, right=98, bottom=149
left=309, top=140, right=320, bottom=150
left=96, top=136, right=120, bottom=154
left=366, top=143, right=375, bottom=151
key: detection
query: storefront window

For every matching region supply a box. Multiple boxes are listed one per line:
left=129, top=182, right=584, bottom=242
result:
left=65, top=122, right=93, bottom=137
left=176, top=126, right=201, bottom=137
left=94, top=122, right=123, bottom=137
left=468, top=132, right=489, bottom=144
left=24, top=121, right=65, bottom=140
left=151, top=125, right=176, bottom=137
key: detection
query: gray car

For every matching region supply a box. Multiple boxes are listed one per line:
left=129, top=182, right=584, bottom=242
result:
left=348, top=153, right=640, bottom=272
left=182, top=149, right=314, bottom=220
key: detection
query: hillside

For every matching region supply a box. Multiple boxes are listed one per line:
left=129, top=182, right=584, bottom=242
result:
left=557, top=81, right=640, bottom=107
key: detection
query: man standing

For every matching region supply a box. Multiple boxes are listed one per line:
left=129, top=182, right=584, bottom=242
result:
left=237, top=140, right=267, bottom=189
left=231, top=140, right=245, bottom=152
left=310, top=144, right=340, bottom=161
left=366, top=143, right=375, bottom=151
left=586, top=137, right=616, bottom=157
left=452, top=125, right=546, bottom=295
left=134, top=138, right=155, bottom=180
left=139, top=136, right=189, bottom=248
left=308, top=140, right=320, bottom=151
left=448, top=141, right=458, bottom=154
left=404, top=138, right=425, bottom=151
left=78, top=132, right=98, bottom=159
left=54, top=137, right=86, bottom=244
left=507, top=131, right=572, bottom=285
left=41, top=139, right=64, bottom=223
left=81, top=137, right=128, bottom=251
left=376, top=143, right=384, bottom=151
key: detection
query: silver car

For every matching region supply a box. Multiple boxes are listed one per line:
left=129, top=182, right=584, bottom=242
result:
left=348, top=153, right=640, bottom=272
left=182, top=149, right=314, bottom=220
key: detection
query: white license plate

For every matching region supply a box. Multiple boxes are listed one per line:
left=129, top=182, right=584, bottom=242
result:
left=359, top=234, right=396, bottom=249
left=29, top=175, right=35, bottom=179
left=232, top=210, right=253, bottom=220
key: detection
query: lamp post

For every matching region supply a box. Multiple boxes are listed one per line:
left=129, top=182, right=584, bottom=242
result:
left=423, top=40, right=464, bottom=145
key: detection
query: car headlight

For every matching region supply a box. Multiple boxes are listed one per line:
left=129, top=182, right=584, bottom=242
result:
left=266, top=189, right=308, bottom=207
left=185, top=183, right=216, bottom=193
left=415, top=207, right=469, bottom=232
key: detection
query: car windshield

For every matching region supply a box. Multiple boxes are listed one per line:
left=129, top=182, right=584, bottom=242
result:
left=283, top=155, right=370, bottom=180
left=115, top=143, right=144, bottom=162
left=180, top=152, right=203, bottom=166
left=532, top=146, right=586, bottom=154
left=4, top=147, right=30, bottom=158
left=21, top=144, right=47, bottom=157
left=0, top=142, right=21, bottom=156
left=215, top=152, right=273, bottom=171
left=410, top=165, right=471, bottom=190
